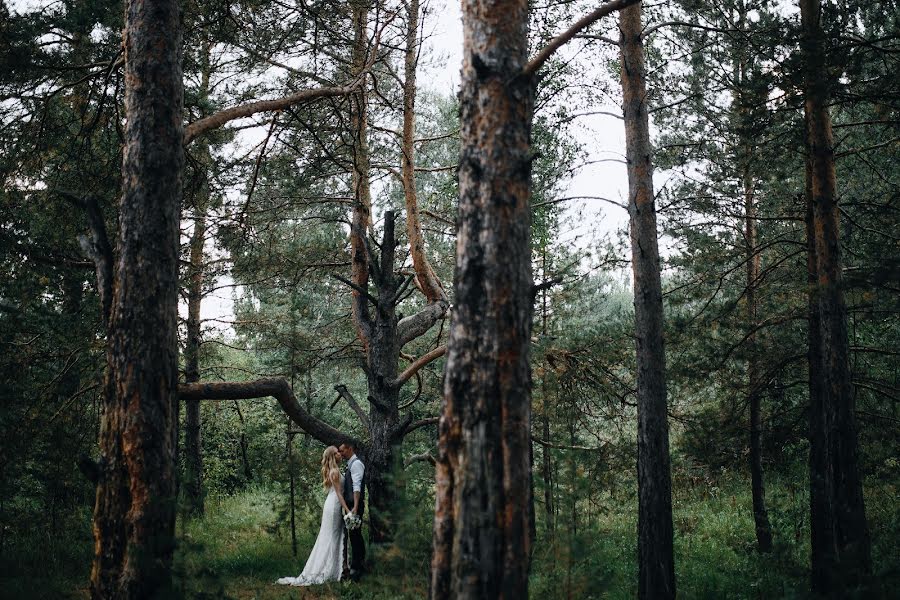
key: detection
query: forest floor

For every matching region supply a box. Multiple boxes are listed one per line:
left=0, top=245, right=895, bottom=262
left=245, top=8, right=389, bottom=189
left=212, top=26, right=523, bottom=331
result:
left=2, top=474, right=897, bottom=599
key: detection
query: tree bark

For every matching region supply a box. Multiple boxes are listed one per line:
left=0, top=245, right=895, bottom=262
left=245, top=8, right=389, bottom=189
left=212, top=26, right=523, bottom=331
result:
left=402, top=0, right=447, bottom=305
left=619, top=4, right=676, bottom=599
left=800, top=0, right=871, bottom=590
left=183, top=202, right=205, bottom=516
left=90, top=0, right=183, bottom=596
left=179, top=379, right=360, bottom=448
left=183, top=33, right=212, bottom=518
left=806, top=175, right=837, bottom=590
left=349, top=0, right=374, bottom=348
left=745, top=165, right=773, bottom=553
left=363, top=212, right=403, bottom=544
left=429, top=0, right=535, bottom=597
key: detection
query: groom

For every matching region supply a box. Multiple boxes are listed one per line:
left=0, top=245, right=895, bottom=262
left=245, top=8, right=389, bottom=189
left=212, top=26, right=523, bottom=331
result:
left=338, top=442, right=366, bottom=580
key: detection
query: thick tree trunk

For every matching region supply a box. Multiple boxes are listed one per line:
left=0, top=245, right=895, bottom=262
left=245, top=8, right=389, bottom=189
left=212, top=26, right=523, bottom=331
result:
left=90, top=0, right=184, bottom=597
left=744, top=168, right=772, bottom=553
left=806, top=181, right=837, bottom=589
left=365, top=213, right=403, bottom=544
left=619, top=5, right=676, bottom=599
left=430, top=0, right=535, bottom=597
left=800, top=0, right=871, bottom=591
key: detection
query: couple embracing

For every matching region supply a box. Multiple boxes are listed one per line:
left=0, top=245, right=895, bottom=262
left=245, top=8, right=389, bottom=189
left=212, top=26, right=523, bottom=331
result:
left=276, top=442, right=366, bottom=586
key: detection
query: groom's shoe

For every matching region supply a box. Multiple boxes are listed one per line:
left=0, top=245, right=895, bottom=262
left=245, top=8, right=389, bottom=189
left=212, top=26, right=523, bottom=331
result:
left=348, top=569, right=362, bottom=582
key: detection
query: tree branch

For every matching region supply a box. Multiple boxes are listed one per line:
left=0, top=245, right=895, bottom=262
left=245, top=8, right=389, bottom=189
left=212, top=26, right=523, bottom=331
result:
left=524, top=0, right=641, bottom=77
left=397, top=301, right=449, bottom=347
left=332, top=273, right=379, bottom=307
left=183, top=83, right=359, bottom=145
left=179, top=379, right=361, bottom=448
left=532, top=436, right=608, bottom=452
left=531, top=276, right=563, bottom=301
left=392, top=345, right=447, bottom=388
left=404, top=452, right=436, bottom=468
left=334, top=384, right=371, bottom=429
left=58, top=190, right=114, bottom=324
left=401, top=416, right=439, bottom=436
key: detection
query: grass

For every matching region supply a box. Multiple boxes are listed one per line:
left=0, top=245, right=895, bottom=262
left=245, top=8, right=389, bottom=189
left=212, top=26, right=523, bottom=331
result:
left=1, top=475, right=897, bottom=599
left=172, top=486, right=427, bottom=599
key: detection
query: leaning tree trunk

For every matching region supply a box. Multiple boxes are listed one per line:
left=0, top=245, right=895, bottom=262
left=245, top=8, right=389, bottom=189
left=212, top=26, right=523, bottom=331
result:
left=619, top=4, right=676, bottom=599
left=429, top=0, right=535, bottom=597
left=800, top=0, right=871, bottom=592
left=90, top=0, right=184, bottom=597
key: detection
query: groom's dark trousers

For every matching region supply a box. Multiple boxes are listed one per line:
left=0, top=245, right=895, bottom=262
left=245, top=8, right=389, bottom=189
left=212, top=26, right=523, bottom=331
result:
left=342, top=468, right=366, bottom=572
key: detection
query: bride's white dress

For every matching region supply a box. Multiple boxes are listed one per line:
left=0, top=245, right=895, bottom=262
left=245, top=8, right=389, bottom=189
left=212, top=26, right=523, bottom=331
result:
left=276, top=478, right=344, bottom=586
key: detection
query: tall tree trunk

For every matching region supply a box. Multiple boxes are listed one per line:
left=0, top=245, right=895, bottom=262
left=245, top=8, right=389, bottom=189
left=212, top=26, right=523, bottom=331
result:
left=430, top=0, right=535, bottom=597
left=402, top=0, right=446, bottom=305
left=90, top=0, right=183, bottom=596
left=365, top=213, right=402, bottom=545
left=183, top=33, right=211, bottom=519
left=744, top=167, right=773, bottom=553
left=806, top=178, right=836, bottom=589
left=349, top=0, right=374, bottom=348
left=540, top=247, right=554, bottom=534
left=800, top=0, right=871, bottom=591
left=619, top=5, right=676, bottom=599
left=183, top=183, right=206, bottom=516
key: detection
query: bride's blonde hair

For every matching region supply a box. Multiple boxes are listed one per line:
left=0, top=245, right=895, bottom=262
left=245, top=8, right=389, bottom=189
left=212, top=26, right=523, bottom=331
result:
left=321, top=446, right=340, bottom=489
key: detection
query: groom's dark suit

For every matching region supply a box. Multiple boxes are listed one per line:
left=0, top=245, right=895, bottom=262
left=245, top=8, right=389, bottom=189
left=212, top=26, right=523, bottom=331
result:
left=343, top=455, right=366, bottom=574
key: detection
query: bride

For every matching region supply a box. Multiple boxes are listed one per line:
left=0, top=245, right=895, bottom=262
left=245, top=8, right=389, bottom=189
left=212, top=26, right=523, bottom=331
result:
left=276, top=445, right=350, bottom=586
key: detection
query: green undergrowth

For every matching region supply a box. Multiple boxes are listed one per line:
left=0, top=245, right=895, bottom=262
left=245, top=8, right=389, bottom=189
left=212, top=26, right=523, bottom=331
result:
left=530, top=474, right=899, bottom=599
left=1, top=476, right=897, bottom=599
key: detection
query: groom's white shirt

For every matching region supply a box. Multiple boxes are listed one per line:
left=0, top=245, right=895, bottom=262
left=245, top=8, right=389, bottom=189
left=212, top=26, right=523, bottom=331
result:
left=347, top=454, right=364, bottom=493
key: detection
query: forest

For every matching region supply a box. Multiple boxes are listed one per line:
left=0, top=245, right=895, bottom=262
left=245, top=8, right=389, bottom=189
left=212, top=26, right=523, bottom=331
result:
left=0, top=0, right=898, bottom=598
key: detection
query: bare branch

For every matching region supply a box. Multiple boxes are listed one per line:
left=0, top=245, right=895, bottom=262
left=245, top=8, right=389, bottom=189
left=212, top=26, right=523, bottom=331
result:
left=334, top=384, right=371, bottom=429
left=397, top=301, right=449, bottom=347
left=332, top=273, right=379, bottom=306
left=524, top=0, right=641, bottom=77
left=402, top=416, right=439, bottom=436
left=532, top=436, right=608, bottom=452
left=404, top=452, right=436, bottom=468
left=531, top=276, right=563, bottom=301
left=392, top=345, right=447, bottom=388
left=183, top=83, right=358, bottom=145
left=179, top=379, right=360, bottom=448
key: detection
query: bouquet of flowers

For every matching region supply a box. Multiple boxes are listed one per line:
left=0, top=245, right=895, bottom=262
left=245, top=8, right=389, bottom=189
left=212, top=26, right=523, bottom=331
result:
left=344, top=512, right=362, bottom=530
